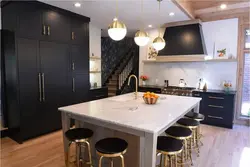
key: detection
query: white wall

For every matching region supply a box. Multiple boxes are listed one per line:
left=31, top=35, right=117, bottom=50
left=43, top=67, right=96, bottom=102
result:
left=139, top=18, right=238, bottom=90
left=89, top=23, right=102, bottom=86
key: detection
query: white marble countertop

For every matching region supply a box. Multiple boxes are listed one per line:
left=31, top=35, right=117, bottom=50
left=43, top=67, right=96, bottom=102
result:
left=59, top=92, right=201, bottom=134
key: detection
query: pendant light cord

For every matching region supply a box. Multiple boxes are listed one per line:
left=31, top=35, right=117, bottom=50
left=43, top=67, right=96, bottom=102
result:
left=158, top=0, right=161, bottom=37
left=116, top=0, right=118, bottom=19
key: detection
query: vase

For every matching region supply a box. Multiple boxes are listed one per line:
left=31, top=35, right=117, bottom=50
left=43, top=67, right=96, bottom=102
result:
left=224, top=87, right=230, bottom=93
left=142, top=81, right=146, bottom=86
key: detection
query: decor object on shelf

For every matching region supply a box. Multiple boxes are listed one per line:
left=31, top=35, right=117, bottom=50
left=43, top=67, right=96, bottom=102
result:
left=217, top=48, right=226, bottom=57
left=143, top=92, right=159, bottom=104
left=203, top=83, right=208, bottom=91
left=214, top=42, right=229, bottom=59
left=140, top=75, right=149, bottom=85
left=134, top=0, right=149, bottom=46
left=108, top=0, right=127, bottom=41
left=147, top=46, right=158, bottom=60
left=223, top=81, right=232, bottom=93
left=152, top=0, right=165, bottom=51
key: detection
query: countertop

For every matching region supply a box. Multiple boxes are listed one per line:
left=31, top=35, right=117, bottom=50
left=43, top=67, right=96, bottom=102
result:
left=59, top=92, right=201, bottom=134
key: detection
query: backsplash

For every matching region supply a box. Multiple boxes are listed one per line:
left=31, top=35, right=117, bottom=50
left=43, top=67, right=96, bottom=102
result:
left=143, top=62, right=237, bottom=90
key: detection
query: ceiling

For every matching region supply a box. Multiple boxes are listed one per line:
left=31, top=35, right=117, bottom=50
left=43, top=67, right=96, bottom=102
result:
left=39, top=0, right=190, bottom=31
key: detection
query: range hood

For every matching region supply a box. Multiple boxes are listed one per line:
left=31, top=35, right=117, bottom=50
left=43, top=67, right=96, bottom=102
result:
left=158, top=20, right=207, bottom=58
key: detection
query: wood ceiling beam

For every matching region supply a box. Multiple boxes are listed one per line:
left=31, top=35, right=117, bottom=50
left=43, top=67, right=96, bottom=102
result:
left=171, top=0, right=196, bottom=19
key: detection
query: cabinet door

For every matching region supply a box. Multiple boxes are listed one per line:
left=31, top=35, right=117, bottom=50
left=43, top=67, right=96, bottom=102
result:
left=17, top=38, right=42, bottom=140
left=71, top=18, right=89, bottom=45
left=71, top=45, right=89, bottom=74
left=17, top=2, right=42, bottom=39
left=40, top=41, right=70, bottom=131
left=42, top=9, right=71, bottom=42
left=71, top=74, right=89, bottom=104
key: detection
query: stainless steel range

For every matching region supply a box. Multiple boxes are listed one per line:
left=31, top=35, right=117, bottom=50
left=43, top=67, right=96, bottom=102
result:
left=161, top=86, right=195, bottom=96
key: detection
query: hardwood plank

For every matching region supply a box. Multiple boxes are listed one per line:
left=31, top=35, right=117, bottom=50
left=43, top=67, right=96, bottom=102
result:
left=1, top=125, right=250, bottom=167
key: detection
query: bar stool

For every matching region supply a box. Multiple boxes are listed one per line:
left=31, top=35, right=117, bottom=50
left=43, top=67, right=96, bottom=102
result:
left=165, top=126, right=193, bottom=166
left=177, top=118, right=200, bottom=157
left=95, top=137, right=128, bottom=167
left=65, top=128, right=94, bottom=167
left=185, top=112, right=205, bottom=146
left=157, top=136, right=183, bottom=167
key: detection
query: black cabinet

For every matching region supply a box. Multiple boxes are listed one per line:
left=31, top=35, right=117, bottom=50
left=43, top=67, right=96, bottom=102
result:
left=193, top=90, right=236, bottom=129
left=71, top=45, right=89, bottom=74
left=2, top=1, right=90, bottom=143
left=42, top=9, right=71, bottom=42
left=89, top=88, right=108, bottom=101
left=71, top=18, right=89, bottom=45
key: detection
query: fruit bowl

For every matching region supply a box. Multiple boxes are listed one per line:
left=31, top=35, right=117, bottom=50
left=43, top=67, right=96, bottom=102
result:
left=143, top=92, right=159, bottom=105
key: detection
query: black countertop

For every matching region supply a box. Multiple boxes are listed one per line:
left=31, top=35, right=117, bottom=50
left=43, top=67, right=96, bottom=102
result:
left=139, top=85, right=163, bottom=89
left=193, top=89, right=237, bottom=95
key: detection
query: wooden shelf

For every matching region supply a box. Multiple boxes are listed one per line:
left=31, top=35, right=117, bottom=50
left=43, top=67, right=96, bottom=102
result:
left=90, top=71, right=101, bottom=73
left=142, top=59, right=237, bottom=63
left=90, top=56, right=101, bottom=60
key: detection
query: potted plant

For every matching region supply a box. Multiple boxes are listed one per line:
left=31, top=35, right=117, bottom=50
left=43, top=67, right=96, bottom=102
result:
left=140, top=75, right=149, bottom=86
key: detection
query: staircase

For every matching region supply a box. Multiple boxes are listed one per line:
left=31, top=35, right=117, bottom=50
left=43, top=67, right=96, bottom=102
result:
left=106, top=51, right=137, bottom=97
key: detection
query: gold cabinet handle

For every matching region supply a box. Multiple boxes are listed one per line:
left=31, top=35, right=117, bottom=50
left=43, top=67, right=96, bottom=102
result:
left=42, top=73, right=45, bottom=101
left=208, top=105, right=224, bottom=108
left=71, top=32, right=75, bottom=40
left=43, top=25, right=46, bottom=35
left=72, top=78, right=75, bottom=92
left=47, top=26, right=50, bottom=36
left=72, top=62, right=75, bottom=70
left=208, top=115, right=223, bottom=120
left=208, top=96, right=224, bottom=100
left=38, top=73, right=42, bottom=102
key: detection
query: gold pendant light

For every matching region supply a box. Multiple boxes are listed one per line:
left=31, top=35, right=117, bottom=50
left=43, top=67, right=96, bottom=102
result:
left=108, top=0, right=127, bottom=41
left=134, top=0, right=150, bottom=46
left=152, top=0, right=165, bottom=51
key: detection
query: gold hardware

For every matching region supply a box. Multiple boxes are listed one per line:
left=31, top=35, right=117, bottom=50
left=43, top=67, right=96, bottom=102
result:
left=42, top=73, right=45, bottom=101
left=208, top=96, right=224, bottom=100
left=128, top=74, right=138, bottom=99
left=38, top=73, right=42, bottom=102
left=47, top=26, right=50, bottom=36
left=72, top=32, right=75, bottom=40
left=72, top=62, right=75, bottom=70
left=208, top=104, right=224, bottom=108
left=97, top=150, right=126, bottom=167
left=43, top=25, right=46, bottom=35
left=72, top=78, right=75, bottom=92
left=208, top=115, right=223, bottom=119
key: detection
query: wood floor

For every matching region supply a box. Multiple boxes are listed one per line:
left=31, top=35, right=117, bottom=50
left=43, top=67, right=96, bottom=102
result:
left=1, top=125, right=250, bottom=167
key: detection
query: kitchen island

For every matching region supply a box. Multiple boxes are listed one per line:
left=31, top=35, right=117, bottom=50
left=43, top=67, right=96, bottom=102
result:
left=59, top=92, right=201, bottom=167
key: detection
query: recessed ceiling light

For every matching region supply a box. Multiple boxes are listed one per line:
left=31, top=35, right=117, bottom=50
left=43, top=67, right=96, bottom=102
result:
left=74, top=2, right=81, bottom=7
left=169, top=12, right=175, bottom=16
left=220, top=4, right=227, bottom=9
left=148, top=25, right=152, bottom=28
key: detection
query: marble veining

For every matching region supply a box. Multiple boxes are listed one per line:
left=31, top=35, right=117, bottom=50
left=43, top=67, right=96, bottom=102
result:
left=59, top=92, right=201, bottom=133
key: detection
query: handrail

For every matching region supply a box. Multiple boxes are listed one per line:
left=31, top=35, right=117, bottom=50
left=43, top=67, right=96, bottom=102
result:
left=116, top=51, right=134, bottom=74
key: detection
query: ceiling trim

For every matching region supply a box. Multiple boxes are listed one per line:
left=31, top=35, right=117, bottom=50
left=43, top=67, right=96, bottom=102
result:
left=195, top=2, right=250, bottom=15
left=171, top=0, right=195, bottom=19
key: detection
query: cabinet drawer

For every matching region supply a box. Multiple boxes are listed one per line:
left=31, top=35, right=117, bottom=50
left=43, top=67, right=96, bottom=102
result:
left=203, top=114, right=233, bottom=129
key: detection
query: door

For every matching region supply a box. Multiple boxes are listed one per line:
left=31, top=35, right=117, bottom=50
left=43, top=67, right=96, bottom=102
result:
left=71, top=45, right=89, bottom=74
left=17, top=2, right=42, bottom=39
left=40, top=41, right=70, bottom=131
left=17, top=38, right=42, bottom=140
left=71, top=18, right=89, bottom=45
left=42, top=9, right=71, bottom=42
left=71, top=74, right=89, bottom=104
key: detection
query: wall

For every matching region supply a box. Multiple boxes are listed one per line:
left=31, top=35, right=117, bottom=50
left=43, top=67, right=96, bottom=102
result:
left=140, top=18, right=238, bottom=90
left=89, top=23, right=102, bottom=86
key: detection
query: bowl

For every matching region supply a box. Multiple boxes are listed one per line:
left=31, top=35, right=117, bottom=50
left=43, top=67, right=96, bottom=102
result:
left=143, top=97, right=158, bottom=104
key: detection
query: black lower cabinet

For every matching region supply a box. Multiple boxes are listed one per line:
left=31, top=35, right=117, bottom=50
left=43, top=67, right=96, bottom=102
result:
left=71, top=74, right=90, bottom=104
left=193, top=91, right=236, bottom=129
left=89, top=87, right=108, bottom=101
left=138, top=86, right=162, bottom=94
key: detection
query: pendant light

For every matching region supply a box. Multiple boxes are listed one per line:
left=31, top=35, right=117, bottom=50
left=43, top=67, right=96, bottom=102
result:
left=152, top=0, right=165, bottom=51
left=134, top=0, right=150, bottom=46
left=108, top=0, right=127, bottom=41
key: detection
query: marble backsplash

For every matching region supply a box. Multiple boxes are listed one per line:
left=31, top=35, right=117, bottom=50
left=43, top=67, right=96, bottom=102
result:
left=142, top=61, right=238, bottom=90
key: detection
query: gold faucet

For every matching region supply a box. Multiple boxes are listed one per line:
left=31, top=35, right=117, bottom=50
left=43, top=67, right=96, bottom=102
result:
left=128, top=74, right=138, bottom=99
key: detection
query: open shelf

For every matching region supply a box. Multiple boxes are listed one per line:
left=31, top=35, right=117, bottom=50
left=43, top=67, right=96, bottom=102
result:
left=90, top=56, right=101, bottom=60
left=90, top=70, right=101, bottom=73
left=142, top=59, right=237, bottom=63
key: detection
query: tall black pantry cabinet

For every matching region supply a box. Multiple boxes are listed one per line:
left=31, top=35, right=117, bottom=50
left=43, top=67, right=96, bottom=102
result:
left=1, top=1, right=90, bottom=143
